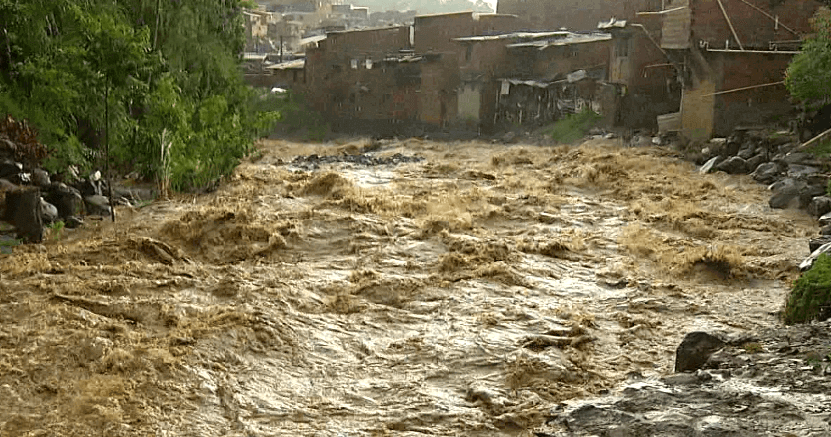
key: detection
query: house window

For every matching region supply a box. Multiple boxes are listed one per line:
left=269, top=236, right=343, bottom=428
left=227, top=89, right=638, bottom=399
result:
left=351, top=59, right=358, bottom=69
left=465, top=45, right=473, bottom=62
left=365, top=59, right=373, bottom=69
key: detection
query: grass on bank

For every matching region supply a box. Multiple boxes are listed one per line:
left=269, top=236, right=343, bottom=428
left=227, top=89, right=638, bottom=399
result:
left=540, top=110, right=602, bottom=144
left=785, top=253, right=831, bottom=324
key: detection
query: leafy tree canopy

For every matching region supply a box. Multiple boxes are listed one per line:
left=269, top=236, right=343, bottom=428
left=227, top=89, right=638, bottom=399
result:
left=786, top=7, right=831, bottom=107
left=0, top=0, right=278, bottom=192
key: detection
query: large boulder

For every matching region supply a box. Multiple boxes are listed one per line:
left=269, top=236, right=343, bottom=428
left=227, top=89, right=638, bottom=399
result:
left=3, top=187, right=43, bottom=243
left=800, top=242, right=831, bottom=271
left=674, top=331, right=725, bottom=373
left=751, top=162, right=781, bottom=185
left=715, top=156, right=748, bottom=174
left=46, top=183, right=83, bottom=218
left=31, top=168, right=51, bottom=188
left=84, top=194, right=112, bottom=217
left=39, top=198, right=58, bottom=224
left=699, top=156, right=723, bottom=174
left=810, top=196, right=831, bottom=218
left=0, top=159, right=21, bottom=179
left=768, top=178, right=806, bottom=209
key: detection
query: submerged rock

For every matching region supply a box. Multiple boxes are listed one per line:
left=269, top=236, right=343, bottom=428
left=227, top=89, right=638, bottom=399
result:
left=675, top=331, right=725, bottom=373
left=4, top=187, right=43, bottom=243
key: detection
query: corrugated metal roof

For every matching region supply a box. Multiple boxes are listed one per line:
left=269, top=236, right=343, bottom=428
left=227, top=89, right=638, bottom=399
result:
left=506, top=33, right=611, bottom=49
left=300, top=34, right=326, bottom=45
left=454, top=31, right=570, bottom=42
left=266, top=59, right=305, bottom=70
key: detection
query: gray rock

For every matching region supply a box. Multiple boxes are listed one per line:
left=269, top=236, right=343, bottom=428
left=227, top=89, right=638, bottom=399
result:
left=737, top=145, right=756, bottom=160
left=809, top=236, right=831, bottom=253
left=800, top=242, right=831, bottom=271
left=84, top=195, right=112, bottom=217
left=3, top=187, right=43, bottom=243
left=715, top=156, right=748, bottom=174
left=32, top=168, right=51, bottom=187
left=675, top=331, right=726, bottom=372
left=0, top=178, right=16, bottom=191
left=768, top=178, right=806, bottom=209
left=751, top=162, right=780, bottom=184
left=660, top=373, right=700, bottom=386
left=0, top=159, right=21, bottom=179
left=745, top=153, right=766, bottom=173
left=782, top=151, right=820, bottom=166
left=810, top=196, right=831, bottom=218
left=39, top=198, right=58, bottom=224
left=820, top=211, right=831, bottom=227
left=700, top=156, right=722, bottom=174
left=47, top=183, right=83, bottom=218
left=787, top=164, right=821, bottom=179
left=64, top=216, right=84, bottom=229
left=821, top=224, right=831, bottom=235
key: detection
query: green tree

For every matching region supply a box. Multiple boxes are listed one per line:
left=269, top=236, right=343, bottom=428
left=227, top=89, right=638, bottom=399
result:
left=785, top=7, right=831, bottom=106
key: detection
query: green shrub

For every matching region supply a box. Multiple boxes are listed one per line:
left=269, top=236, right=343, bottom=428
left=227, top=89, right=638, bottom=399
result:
left=784, top=253, right=831, bottom=324
left=543, top=109, right=602, bottom=144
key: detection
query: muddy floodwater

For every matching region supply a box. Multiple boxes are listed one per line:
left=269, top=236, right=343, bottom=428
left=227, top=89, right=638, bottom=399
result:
left=0, top=138, right=823, bottom=436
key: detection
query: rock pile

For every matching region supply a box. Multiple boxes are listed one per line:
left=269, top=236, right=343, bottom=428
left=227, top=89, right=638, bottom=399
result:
left=0, top=115, right=131, bottom=243
left=543, top=325, right=831, bottom=436
left=695, top=129, right=828, bottom=212
left=690, top=129, right=831, bottom=270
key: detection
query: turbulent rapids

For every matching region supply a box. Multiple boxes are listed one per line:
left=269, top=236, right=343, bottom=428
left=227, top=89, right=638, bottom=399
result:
left=1, top=138, right=826, bottom=436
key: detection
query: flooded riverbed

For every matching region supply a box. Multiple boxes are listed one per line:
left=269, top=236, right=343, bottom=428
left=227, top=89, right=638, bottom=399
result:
left=0, top=138, right=822, bottom=436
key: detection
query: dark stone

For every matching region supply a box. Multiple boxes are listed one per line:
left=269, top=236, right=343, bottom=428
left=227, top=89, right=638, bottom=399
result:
left=782, top=151, right=821, bottom=166
left=0, top=159, right=21, bottom=179
left=821, top=224, right=831, bottom=236
left=768, top=178, right=806, bottom=209
left=0, top=178, right=16, bottom=191
left=809, top=196, right=831, bottom=218
left=46, top=183, right=83, bottom=218
left=64, top=216, right=84, bottom=229
left=76, top=178, right=103, bottom=197
left=745, top=153, right=766, bottom=173
left=674, top=331, right=725, bottom=373
left=751, top=162, right=780, bottom=184
left=699, top=156, right=722, bottom=174
left=39, top=198, right=58, bottom=224
left=32, top=168, right=51, bottom=187
left=800, top=242, right=831, bottom=271
left=737, top=145, right=756, bottom=160
left=3, top=187, right=43, bottom=243
left=84, top=195, right=112, bottom=217
left=809, top=236, right=831, bottom=253
left=787, top=164, right=820, bottom=179
left=715, top=156, right=748, bottom=174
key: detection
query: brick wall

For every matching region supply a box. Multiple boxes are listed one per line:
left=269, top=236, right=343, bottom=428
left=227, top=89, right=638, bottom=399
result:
left=711, top=51, right=795, bottom=135
left=690, top=0, right=822, bottom=49
left=414, top=12, right=475, bottom=53
left=497, top=0, right=626, bottom=31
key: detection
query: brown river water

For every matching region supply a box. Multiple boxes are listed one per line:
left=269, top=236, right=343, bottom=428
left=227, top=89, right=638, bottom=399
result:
left=0, top=138, right=819, bottom=436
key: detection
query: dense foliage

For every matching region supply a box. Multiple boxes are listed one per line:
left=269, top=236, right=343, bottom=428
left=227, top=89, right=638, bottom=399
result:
left=784, top=254, right=831, bottom=324
left=785, top=7, right=831, bottom=108
left=0, top=0, right=278, bottom=192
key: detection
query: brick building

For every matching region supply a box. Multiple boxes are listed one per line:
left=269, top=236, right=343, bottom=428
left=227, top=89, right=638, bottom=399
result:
left=497, top=0, right=626, bottom=31
left=647, top=0, right=823, bottom=139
